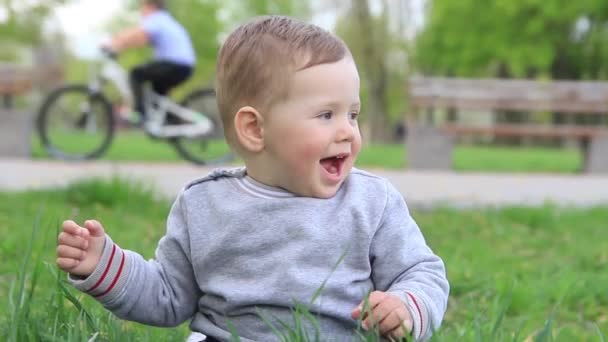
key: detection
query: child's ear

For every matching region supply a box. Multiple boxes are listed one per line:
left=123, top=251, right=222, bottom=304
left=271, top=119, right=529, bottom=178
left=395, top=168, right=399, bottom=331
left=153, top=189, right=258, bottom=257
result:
left=233, top=106, right=264, bottom=152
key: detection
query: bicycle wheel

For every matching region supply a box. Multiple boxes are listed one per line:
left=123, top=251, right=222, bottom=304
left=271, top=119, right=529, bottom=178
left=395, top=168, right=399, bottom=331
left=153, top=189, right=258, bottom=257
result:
left=171, top=88, right=234, bottom=165
left=37, top=84, right=115, bottom=160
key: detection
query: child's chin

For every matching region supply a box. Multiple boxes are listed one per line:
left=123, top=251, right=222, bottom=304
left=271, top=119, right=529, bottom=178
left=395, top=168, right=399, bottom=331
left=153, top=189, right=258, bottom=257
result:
left=312, top=184, right=342, bottom=199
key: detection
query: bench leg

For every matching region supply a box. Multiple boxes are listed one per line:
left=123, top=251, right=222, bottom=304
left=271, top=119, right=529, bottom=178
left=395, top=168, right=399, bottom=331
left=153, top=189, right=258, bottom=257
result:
left=0, top=110, right=33, bottom=158
left=2, top=95, right=12, bottom=110
left=406, top=125, right=453, bottom=170
left=584, top=136, right=608, bottom=173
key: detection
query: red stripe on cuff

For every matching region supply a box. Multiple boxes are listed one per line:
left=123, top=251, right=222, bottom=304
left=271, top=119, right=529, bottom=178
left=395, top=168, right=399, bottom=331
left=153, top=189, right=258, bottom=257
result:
left=94, top=249, right=125, bottom=298
left=86, top=244, right=116, bottom=293
left=407, top=292, right=424, bottom=339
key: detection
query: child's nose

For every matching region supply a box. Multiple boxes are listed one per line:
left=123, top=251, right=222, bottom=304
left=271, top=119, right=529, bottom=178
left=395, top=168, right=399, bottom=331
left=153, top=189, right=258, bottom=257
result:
left=335, top=116, right=356, bottom=142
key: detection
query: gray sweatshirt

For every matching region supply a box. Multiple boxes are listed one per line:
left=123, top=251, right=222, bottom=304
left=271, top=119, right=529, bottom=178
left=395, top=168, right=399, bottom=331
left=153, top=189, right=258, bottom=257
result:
left=69, top=168, right=449, bottom=341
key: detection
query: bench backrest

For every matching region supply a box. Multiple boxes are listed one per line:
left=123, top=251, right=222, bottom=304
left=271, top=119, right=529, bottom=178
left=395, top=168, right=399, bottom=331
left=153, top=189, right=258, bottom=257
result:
left=409, top=77, right=608, bottom=114
left=0, top=65, right=34, bottom=95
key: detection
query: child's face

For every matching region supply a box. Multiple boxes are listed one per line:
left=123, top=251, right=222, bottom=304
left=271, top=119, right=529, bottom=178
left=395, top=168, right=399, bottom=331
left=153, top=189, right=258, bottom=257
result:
left=140, top=2, right=154, bottom=16
left=260, top=56, right=362, bottom=198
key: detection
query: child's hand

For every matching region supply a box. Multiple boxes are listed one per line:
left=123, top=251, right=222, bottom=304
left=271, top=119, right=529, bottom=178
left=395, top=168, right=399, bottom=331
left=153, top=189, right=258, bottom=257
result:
left=56, top=220, right=106, bottom=277
left=351, top=291, right=413, bottom=340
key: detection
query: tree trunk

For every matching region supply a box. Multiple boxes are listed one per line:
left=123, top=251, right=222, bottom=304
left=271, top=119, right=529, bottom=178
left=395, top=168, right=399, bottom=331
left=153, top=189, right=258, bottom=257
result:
left=352, top=0, right=391, bottom=143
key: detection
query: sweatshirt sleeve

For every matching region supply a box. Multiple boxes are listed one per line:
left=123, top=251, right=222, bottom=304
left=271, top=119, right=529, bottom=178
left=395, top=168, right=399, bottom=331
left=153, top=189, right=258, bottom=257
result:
left=68, top=192, right=200, bottom=327
left=369, top=181, right=449, bottom=341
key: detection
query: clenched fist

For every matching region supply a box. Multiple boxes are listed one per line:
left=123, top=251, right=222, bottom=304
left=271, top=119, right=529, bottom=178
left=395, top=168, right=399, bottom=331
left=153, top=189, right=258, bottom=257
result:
left=351, top=291, right=413, bottom=341
left=56, top=220, right=106, bottom=276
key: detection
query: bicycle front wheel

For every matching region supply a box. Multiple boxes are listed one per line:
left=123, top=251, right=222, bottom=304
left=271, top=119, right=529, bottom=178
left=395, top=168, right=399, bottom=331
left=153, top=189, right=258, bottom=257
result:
left=37, top=84, right=115, bottom=160
left=172, top=88, right=234, bottom=165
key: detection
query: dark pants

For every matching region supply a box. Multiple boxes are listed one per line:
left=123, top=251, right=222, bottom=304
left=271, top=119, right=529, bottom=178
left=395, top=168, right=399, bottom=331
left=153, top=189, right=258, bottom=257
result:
left=129, top=61, right=193, bottom=117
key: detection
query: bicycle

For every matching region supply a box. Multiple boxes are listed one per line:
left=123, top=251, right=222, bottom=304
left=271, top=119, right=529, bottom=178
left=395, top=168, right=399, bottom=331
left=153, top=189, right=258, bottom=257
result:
left=36, top=48, right=233, bottom=165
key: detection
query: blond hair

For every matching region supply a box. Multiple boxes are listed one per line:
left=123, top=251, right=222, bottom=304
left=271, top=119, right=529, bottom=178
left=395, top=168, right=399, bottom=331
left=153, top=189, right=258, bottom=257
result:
left=215, top=15, right=350, bottom=145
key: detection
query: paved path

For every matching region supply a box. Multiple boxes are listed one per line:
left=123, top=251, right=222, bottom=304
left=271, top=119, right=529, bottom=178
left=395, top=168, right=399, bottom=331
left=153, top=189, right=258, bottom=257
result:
left=2, top=158, right=607, bottom=208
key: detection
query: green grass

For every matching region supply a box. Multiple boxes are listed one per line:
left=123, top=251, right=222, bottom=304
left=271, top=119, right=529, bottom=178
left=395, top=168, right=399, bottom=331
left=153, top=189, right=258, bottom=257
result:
left=1, top=179, right=606, bottom=341
left=32, top=131, right=233, bottom=164
left=452, top=146, right=581, bottom=174
left=356, top=144, right=581, bottom=173
left=32, top=132, right=582, bottom=173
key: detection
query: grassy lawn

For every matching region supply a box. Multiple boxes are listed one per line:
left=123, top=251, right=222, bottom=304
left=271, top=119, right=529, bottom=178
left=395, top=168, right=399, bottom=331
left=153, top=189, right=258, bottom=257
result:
left=32, top=132, right=582, bottom=173
left=1, top=179, right=606, bottom=341
left=356, top=144, right=581, bottom=173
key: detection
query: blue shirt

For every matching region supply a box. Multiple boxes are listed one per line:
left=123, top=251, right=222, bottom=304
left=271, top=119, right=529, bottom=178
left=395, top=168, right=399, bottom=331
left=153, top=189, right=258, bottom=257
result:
left=141, top=11, right=196, bottom=66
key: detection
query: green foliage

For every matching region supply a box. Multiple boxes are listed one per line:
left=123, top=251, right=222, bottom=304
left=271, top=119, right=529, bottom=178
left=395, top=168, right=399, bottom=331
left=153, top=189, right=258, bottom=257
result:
left=335, top=4, right=409, bottom=125
left=333, top=1, right=410, bottom=142
left=222, top=0, right=312, bottom=26
left=414, top=0, right=608, bottom=79
left=0, top=0, right=73, bottom=47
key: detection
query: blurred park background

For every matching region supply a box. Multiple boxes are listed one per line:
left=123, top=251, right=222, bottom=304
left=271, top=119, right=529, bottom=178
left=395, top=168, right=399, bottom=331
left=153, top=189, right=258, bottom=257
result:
left=1, top=0, right=608, bottom=341
left=1, top=0, right=607, bottom=172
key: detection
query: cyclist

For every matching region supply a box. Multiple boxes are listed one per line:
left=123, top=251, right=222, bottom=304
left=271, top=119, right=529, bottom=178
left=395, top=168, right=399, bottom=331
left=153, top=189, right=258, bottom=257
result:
left=105, top=0, right=196, bottom=124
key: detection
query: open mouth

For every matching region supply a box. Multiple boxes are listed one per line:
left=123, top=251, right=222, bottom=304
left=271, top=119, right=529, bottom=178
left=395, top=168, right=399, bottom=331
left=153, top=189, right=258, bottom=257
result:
left=320, top=153, right=349, bottom=178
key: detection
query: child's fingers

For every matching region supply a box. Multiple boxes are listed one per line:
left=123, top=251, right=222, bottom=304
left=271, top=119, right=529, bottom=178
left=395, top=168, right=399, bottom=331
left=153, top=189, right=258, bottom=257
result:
left=378, top=310, right=408, bottom=336
left=56, top=257, right=80, bottom=270
left=57, top=244, right=86, bottom=260
left=62, top=220, right=89, bottom=238
left=83, top=220, right=105, bottom=237
left=352, top=291, right=387, bottom=322
left=58, top=231, right=89, bottom=249
left=388, top=322, right=411, bottom=341
left=361, top=309, right=384, bottom=331
left=351, top=305, right=362, bottom=319
left=367, top=298, right=403, bottom=333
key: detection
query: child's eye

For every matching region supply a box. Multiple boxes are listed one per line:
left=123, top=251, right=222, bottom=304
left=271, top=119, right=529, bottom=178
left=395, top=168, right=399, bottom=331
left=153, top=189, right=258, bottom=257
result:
left=318, top=111, right=333, bottom=120
left=349, top=111, right=360, bottom=120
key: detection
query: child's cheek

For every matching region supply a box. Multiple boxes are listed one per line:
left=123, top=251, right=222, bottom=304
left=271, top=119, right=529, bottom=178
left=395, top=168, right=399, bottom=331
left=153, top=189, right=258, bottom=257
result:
left=352, top=133, right=363, bottom=157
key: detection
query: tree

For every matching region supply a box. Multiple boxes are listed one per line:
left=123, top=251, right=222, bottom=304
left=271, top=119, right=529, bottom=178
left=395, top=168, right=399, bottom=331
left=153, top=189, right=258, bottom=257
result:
left=0, top=0, right=73, bottom=60
left=335, top=0, right=410, bottom=143
left=413, top=0, right=608, bottom=80
left=221, top=0, right=312, bottom=32
left=229, top=0, right=311, bottom=20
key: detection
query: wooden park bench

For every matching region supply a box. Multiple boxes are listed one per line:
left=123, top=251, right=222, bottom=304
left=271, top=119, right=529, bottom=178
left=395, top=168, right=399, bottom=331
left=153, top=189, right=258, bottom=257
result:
left=0, top=63, right=63, bottom=158
left=0, top=65, right=34, bottom=157
left=406, top=77, right=608, bottom=173
left=0, top=64, right=34, bottom=110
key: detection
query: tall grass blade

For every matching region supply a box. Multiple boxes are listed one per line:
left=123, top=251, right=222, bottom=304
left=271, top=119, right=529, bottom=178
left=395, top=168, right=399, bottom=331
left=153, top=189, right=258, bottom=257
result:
left=474, top=316, right=483, bottom=342
left=8, top=210, right=42, bottom=341
left=491, top=283, right=514, bottom=338
left=511, top=318, right=526, bottom=342
left=226, top=320, right=242, bottom=342
left=309, top=245, right=350, bottom=306
left=593, top=323, right=605, bottom=342
left=87, top=331, right=100, bottom=342
left=533, top=309, right=555, bottom=342
left=47, top=262, right=99, bottom=333
left=255, top=308, right=289, bottom=341
left=296, top=304, right=321, bottom=341
left=59, top=280, right=99, bottom=333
